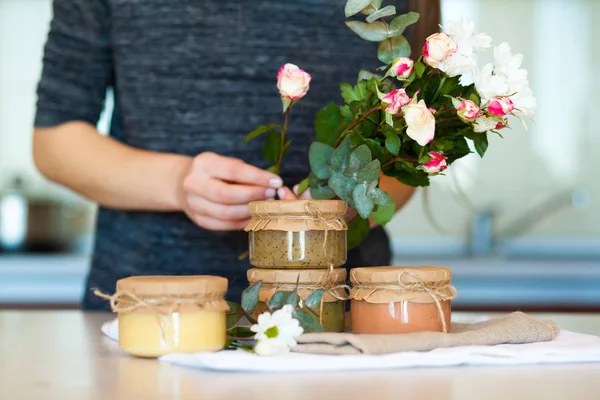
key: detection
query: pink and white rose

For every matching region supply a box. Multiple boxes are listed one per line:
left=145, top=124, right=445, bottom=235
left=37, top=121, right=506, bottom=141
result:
left=382, top=89, right=410, bottom=115
left=487, top=96, right=514, bottom=117
left=402, top=99, right=436, bottom=146
left=391, top=57, right=414, bottom=79
left=456, top=99, right=480, bottom=121
left=423, top=33, right=458, bottom=68
left=422, top=152, right=448, bottom=175
left=277, top=63, right=311, bottom=100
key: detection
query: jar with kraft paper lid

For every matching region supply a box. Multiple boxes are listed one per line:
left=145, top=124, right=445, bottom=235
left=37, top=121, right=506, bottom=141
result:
left=96, top=275, right=229, bottom=358
left=247, top=268, right=349, bottom=332
left=350, top=267, right=457, bottom=334
left=245, top=200, right=347, bottom=268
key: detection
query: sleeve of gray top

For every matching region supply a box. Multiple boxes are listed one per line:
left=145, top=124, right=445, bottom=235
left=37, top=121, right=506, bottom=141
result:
left=34, top=0, right=112, bottom=128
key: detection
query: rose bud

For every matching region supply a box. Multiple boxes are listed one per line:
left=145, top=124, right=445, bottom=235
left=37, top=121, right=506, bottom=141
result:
left=487, top=97, right=515, bottom=117
left=277, top=63, right=311, bottom=101
left=423, top=33, right=458, bottom=68
left=391, top=57, right=414, bottom=79
left=457, top=99, right=480, bottom=121
left=422, top=152, right=448, bottom=175
left=382, top=89, right=411, bottom=115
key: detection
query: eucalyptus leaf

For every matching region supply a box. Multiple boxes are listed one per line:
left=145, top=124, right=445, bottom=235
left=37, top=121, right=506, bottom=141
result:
left=388, top=12, right=420, bottom=36
left=316, top=102, right=347, bottom=146
left=243, top=124, right=279, bottom=145
left=241, top=281, right=262, bottom=312
left=365, top=5, right=396, bottom=23
left=370, top=200, right=395, bottom=225
left=369, top=188, right=392, bottom=207
left=357, top=159, right=381, bottom=183
left=378, top=36, right=411, bottom=64
left=347, top=144, right=372, bottom=175
left=304, top=289, right=325, bottom=310
left=345, top=21, right=389, bottom=42
left=226, top=301, right=244, bottom=329
left=360, top=0, right=383, bottom=14
left=353, top=183, right=375, bottom=219
left=344, top=0, right=372, bottom=17
left=310, top=185, right=337, bottom=200
left=292, top=309, right=324, bottom=333
left=268, top=291, right=292, bottom=309
left=330, top=136, right=353, bottom=171
left=309, top=142, right=335, bottom=180
left=385, top=133, right=401, bottom=155
left=329, top=171, right=358, bottom=204
left=347, top=216, right=370, bottom=250
left=262, top=131, right=281, bottom=165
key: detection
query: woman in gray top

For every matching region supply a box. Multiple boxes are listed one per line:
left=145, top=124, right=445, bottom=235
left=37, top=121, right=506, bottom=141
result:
left=33, top=0, right=415, bottom=309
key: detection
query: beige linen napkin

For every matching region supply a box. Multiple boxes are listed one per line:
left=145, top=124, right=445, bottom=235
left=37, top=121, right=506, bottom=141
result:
left=293, top=312, right=560, bottom=355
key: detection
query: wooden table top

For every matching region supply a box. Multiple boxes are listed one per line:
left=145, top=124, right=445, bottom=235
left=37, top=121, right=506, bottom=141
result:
left=1, top=311, right=600, bottom=400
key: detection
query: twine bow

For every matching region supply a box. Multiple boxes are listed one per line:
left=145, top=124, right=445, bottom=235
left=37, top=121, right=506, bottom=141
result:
left=351, top=271, right=457, bottom=333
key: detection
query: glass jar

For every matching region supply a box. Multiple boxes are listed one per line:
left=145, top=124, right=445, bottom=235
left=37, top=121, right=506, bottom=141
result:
left=350, top=266, right=456, bottom=334
left=247, top=268, right=348, bottom=332
left=103, top=275, right=229, bottom=358
left=245, top=200, right=347, bottom=268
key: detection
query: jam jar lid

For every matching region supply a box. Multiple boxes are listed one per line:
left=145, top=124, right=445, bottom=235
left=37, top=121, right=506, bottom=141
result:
left=247, top=268, right=348, bottom=302
left=245, top=200, right=348, bottom=232
left=350, top=266, right=456, bottom=304
left=116, top=275, right=228, bottom=299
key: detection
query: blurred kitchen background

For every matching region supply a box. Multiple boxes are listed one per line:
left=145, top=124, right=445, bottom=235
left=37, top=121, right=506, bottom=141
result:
left=0, top=0, right=598, bottom=310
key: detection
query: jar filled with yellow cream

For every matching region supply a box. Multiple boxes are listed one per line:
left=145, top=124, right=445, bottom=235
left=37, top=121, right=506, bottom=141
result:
left=100, top=275, right=229, bottom=358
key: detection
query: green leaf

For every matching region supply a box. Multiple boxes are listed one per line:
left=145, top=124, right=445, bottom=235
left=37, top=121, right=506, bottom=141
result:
left=329, top=171, right=357, bottom=204
left=305, top=289, right=325, bottom=310
left=389, top=12, right=420, bottom=36
left=353, top=183, right=375, bottom=219
left=227, top=326, right=255, bottom=338
left=340, top=105, right=353, bottom=121
left=378, top=36, right=411, bottom=64
left=309, top=142, right=335, bottom=180
left=345, top=21, right=389, bottom=42
left=363, top=138, right=386, bottom=164
left=296, top=177, right=310, bottom=195
left=473, top=132, right=489, bottom=157
left=292, top=309, right=324, bottom=333
left=226, top=301, right=244, bottom=329
left=281, top=97, right=292, bottom=112
left=262, top=131, right=281, bottom=165
left=241, top=281, right=262, bottom=312
left=414, top=60, right=426, bottom=78
left=365, top=5, right=396, bottom=23
left=387, top=164, right=431, bottom=187
left=243, top=124, right=280, bottom=145
left=358, top=70, right=383, bottom=82
left=357, top=159, right=381, bottom=183
left=266, top=165, right=279, bottom=174
left=369, top=188, right=392, bottom=207
left=347, top=144, right=372, bottom=175
left=310, top=185, right=337, bottom=200
left=385, top=133, right=401, bottom=155
left=347, top=216, right=370, bottom=250
left=330, top=135, right=353, bottom=171
left=345, top=0, right=373, bottom=17
left=316, top=102, right=347, bottom=146
left=370, top=200, right=395, bottom=225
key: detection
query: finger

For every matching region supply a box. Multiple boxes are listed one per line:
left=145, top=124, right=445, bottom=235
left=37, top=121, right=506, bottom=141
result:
left=190, top=214, right=250, bottom=231
left=277, top=187, right=297, bottom=200
left=186, top=195, right=253, bottom=221
left=185, top=177, right=276, bottom=204
left=201, top=153, right=283, bottom=188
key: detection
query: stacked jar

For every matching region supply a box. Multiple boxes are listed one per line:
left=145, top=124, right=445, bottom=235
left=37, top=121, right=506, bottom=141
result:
left=244, top=200, right=349, bottom=332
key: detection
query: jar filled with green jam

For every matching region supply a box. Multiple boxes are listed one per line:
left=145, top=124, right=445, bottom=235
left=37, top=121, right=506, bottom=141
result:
left=247, top=268, right=348, bottom=332
left=244, top=200, right=347, bottom=269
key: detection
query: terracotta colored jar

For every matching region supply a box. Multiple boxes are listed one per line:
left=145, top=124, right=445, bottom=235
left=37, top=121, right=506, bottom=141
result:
left=245, top=200, right=347, bottom=268
left=247, top=268, right=348, bottom=332
left=350, top=266, right=457, bottom=334
left=102, top=276, right=229, bottom=358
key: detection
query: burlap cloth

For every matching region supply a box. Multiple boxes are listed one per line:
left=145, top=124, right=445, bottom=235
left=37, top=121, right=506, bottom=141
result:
left=292, top=312, right=559, bottom=355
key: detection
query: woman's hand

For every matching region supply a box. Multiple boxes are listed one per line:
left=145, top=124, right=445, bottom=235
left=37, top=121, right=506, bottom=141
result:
left=181, top=152, right=284, bottom=231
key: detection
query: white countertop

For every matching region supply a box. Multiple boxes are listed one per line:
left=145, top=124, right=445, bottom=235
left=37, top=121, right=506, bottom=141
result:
left=1, top=311, right=599, bottom=399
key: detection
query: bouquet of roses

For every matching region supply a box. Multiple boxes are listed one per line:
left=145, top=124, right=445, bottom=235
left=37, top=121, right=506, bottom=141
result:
left=245, top=0, right=536, bottom=247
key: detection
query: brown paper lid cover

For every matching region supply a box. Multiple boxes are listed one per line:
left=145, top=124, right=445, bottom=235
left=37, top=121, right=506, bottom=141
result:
left=116, top=275, right=228, bottom=298
left=244, top=200, right=348, bottom=232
